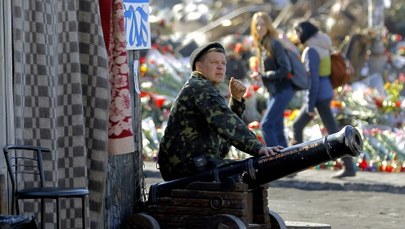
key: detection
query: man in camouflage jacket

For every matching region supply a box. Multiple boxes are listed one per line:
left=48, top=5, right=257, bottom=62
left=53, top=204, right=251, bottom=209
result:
left=158, top=41, right=283, bottom=181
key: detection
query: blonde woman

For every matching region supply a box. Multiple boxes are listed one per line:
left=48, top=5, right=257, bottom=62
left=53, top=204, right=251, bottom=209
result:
left=250, top=12, right=294, bottom=148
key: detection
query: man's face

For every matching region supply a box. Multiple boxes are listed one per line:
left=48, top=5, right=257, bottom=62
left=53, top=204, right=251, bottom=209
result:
left=196, top=51, right=227, bottom=86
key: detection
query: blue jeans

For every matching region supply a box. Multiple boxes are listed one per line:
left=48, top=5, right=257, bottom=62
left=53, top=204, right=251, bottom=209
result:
left=261, top=86, right=294, bottom=147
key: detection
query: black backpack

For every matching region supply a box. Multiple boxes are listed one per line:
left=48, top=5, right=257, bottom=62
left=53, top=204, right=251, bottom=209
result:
left=285, top=48, right=310, bottom=90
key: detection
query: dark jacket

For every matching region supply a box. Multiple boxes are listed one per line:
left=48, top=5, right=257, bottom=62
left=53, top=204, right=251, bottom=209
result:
left=260, top=38, right=292, bottom=94
left=158, top=71, right=263, bottom=180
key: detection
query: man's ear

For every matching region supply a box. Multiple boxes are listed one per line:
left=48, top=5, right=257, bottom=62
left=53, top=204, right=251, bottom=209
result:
left=195, top=62, right=201, bottom=71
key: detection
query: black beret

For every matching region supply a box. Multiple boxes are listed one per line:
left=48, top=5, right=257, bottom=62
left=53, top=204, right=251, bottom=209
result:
left=189, top=41, right=225, bottom=71
left=296, top=21, right=319, bottom=44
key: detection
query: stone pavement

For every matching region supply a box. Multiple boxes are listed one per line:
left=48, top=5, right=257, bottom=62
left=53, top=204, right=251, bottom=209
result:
left=142, top=161, right=405, bottom=194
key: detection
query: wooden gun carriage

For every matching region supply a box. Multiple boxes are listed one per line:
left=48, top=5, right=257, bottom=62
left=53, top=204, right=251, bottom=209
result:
left=126, top=125, right=363, bottom=228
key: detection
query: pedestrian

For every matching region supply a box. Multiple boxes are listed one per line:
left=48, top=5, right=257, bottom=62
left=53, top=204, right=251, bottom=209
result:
left=291, top=21, right=356, bottom=178
left=249, top=12, right=295, bottom=148
left=157, top=41, right=283, bottom=181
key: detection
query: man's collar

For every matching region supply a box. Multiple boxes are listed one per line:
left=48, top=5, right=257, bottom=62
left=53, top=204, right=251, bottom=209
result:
left=191, top=70, right=205, bottom=78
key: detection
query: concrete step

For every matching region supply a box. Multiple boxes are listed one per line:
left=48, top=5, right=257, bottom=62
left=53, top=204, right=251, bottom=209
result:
left=286, top=221, right=331, bottom=229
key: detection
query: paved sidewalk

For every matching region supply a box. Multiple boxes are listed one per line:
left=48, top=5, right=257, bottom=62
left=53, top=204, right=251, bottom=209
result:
left=142, top=161, right=405, bottom=194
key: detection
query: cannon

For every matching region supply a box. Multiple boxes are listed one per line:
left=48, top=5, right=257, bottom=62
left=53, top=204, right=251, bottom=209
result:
left=127, top=125, right=363, bottom=228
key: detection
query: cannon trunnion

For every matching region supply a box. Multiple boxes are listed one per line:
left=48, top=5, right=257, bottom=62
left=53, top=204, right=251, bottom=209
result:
left=126, top=125, right=363, bottom=228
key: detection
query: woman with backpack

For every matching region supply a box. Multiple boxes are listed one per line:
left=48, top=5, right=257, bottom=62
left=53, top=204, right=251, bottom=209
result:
left=291, top=21, right=356, bottom=178
left=249, top=12, right=295, bottom=148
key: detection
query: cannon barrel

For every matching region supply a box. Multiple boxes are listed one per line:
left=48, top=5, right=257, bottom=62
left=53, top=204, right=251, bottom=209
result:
left=149, top=125, right=363, bottom=203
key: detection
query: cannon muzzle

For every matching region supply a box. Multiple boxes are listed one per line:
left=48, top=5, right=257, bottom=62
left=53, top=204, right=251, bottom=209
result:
left=149, top=125, right=363, bottom=203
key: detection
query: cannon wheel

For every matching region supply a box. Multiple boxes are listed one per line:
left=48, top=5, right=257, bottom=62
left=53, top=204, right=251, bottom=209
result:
left=122, top=213, right=160, bottom=229
left=214, top=214, right=246, bottom=228
left=269, top=210, right=287, bottom=229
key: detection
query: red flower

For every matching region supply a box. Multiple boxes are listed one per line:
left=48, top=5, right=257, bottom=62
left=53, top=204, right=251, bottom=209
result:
left=139, top=56, right=146, bottom=65
left=256, top=135, right=265, bottom=144
left=140, top=91, right=150, bottom=98
left=330, top=100, right=343, bottom=109
left=154, top=96, right=166, bottom=108
left=248, top=121, right=261, bottom=129
left=374, top=97, right=383, bottom=108
left=395, top=100, right=401, bottom=108
left=359, top=157, right=368, bottom=171
left=283, top=109, right=292, bottom=117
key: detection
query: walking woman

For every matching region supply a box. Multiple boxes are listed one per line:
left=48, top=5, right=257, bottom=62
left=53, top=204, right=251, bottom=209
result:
left=291, top=21, right=356, bottom=178
left=250, top=12, right=295, bottom=147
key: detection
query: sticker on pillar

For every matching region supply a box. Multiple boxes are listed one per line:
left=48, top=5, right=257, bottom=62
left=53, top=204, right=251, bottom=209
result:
left=133, top=60, right=141, bottom=94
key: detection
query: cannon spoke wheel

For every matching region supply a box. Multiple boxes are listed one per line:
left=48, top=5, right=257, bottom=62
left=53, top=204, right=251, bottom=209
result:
left=214, top=214, right=247, bottom=229
left=269, top=210, right=287, bottom=229
left=122, top=213, right=160, bottom=229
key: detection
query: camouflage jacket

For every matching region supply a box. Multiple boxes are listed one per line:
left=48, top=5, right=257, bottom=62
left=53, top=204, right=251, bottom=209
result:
left=158, top=71, right=263, bottom=180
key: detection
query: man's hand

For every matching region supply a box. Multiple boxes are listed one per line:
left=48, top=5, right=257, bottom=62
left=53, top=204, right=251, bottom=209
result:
left=229, top=77, right=246, bottom=102
left=258, top=145, right=284, bottom=157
